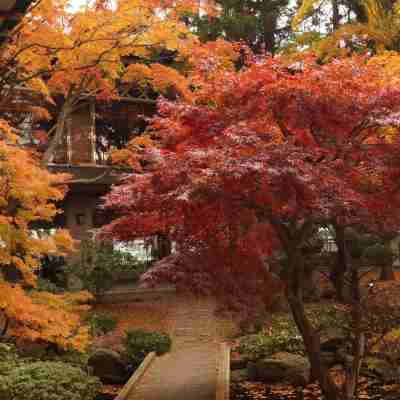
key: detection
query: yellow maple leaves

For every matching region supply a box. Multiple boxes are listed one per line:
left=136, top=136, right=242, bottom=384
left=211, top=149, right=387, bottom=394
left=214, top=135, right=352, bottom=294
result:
left=2, top=0, right=237, bottom=105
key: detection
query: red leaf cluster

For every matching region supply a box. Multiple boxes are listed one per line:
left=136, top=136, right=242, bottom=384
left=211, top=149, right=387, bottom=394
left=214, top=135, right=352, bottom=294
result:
left=102, top=55, right=400, bottom=313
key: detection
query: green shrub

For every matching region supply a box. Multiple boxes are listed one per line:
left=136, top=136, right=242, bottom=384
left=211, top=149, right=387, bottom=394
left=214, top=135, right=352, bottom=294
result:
left=0, top=361, right=100, bottom=400
left=0, top=343, right=17, bottom=361
left=37, top=278, right=65, bottom=294
left=86, top=312, right=118, bottom=336
left=363, top=243, right=393, bottom=265
left=69, top=240, right=150, bottom=294
left=40, top=349, right=90, bottom=369
left=123, top=329, right=172, bottom=367
left=0, top=343, right=21, bottom=377
left=236, top=303, right=348, bottom=362
left=237, top=331, right=304, bottom=362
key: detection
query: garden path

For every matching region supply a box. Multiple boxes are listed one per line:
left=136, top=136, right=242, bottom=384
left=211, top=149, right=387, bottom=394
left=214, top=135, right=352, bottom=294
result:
left=127, top=294, right=222, bottom=400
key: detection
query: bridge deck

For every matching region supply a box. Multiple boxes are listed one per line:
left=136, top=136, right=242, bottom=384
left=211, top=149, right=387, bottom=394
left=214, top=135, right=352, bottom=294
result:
left=127, top=296, right=222, bottom=400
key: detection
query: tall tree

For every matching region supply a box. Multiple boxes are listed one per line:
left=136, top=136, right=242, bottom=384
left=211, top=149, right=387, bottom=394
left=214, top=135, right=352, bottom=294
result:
left=0, top=119, right=92, bottom=349
left=102, top=54, right=400, bottom=399
left=0, top=0, right=238, bottom=164
left=191, top=0, right=293, bottom=53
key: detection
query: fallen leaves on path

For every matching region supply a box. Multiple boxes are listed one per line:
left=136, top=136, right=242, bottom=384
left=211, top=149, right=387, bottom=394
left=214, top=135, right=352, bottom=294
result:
left=92, top=301, right=171, bottom=352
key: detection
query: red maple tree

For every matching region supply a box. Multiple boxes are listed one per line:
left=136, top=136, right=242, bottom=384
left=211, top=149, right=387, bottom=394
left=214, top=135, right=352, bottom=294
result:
left=102, top=54, right=400, bottom=399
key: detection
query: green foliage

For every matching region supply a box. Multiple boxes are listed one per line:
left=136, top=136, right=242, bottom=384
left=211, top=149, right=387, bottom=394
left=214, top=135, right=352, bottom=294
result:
left=123, top=329, right=172, bottom=367
left=39, top=349, right=90, bottom=369
left=69, top=240, right=150, bottom=294
left=363, top=243, right=393, bottom=265
left=0, top=342, right=17, bottom=361
left=236, top=303, right=348, bottom=362
left=86, top=312, right=118, bottom=336
left=190, top=0, right=292, bottom=53
left=36, top=278, right=65, bottom=294
left=237, top=331, right=304, bottom=361
left=0, top=361, right=101, bottom=400
left=305, top=303, right=349, bottom=331
left=0, top=343, right=21, bottom=377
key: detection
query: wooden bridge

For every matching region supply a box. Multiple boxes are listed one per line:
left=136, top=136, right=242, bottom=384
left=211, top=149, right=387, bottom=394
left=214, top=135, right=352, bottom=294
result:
left=114, top=293, right=230, bottom=400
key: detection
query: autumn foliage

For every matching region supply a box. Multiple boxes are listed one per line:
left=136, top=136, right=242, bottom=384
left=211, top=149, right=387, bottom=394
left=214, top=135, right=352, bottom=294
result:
left=2, top=0, right=235, bottom=102
left=102, top=54, right=400, bottom=399
left=0, top=0, right=239, bottom=352
left=103, top=54, right=400, bottom=297
left=0, top=119, right=92, bottom=350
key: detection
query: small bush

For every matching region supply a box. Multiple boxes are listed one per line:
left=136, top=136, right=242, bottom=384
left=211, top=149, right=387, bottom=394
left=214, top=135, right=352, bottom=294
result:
left=0, top=343, right=21, bottom=377
left=363, top=243, right=393, bottom=265
left=37, top=278, right=65, bottom=294
left=86, top=312, right=118, bottom=336
left=123, top=329, right=171, bottom=367
left=0, top=343, right=17, bottom=361
left=0, top=361, right=101, bottom=400
left=237, top=331, right=304, bottom=362
left=236, top=303, right=348, bottom=362
left=41, top=349, right=90, bottom=369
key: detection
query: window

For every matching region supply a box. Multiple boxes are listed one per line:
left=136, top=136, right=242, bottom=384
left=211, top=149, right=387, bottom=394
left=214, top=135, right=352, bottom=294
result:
left=76, top=213, right=86, bottom=226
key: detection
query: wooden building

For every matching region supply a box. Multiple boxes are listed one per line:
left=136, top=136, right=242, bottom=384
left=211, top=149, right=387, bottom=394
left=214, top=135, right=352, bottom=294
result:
left=46, top=100, right=144, bottom=240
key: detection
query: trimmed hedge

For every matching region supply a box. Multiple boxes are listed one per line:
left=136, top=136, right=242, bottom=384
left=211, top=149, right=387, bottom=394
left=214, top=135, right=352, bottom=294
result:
left=86, top=312, right=118, bottom=336
left=0, top=361, right=100, bottom=400
left=123, top=329, right=171, bottom=367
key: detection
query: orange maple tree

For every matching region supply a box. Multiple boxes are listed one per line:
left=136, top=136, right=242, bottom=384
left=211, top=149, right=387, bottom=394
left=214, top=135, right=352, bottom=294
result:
left=0, top=118, right=92, bottom=350
left=0, top=0, right=238, bottom=164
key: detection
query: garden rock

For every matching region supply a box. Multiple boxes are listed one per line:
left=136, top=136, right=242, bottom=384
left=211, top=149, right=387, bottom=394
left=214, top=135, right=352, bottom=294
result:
left=88, top=349, right=130, bottom=384
left=320, top=351, right=337, bottom=367
left=361, top=357, right=400, bottom=383
left=248, top=352, right=310, bottom=386
left=320, top=335, right=347, bottom=352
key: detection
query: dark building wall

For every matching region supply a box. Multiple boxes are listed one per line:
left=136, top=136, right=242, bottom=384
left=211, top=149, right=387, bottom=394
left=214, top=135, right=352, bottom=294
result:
left=64, top=193, right=98, bottom=241
left=70, top=106, right=95, bottom=164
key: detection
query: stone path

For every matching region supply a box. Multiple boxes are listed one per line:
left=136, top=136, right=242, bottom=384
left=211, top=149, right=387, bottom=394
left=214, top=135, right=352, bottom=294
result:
left=127, top=295, right=221, bottom=400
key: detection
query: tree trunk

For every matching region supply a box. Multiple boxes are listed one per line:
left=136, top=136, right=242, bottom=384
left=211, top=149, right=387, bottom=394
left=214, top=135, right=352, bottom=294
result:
left=41, top=90, right=76, bottom=166
left=262, top=12, right=277, bottom=54
left=331, top=224, right=351, bottom=302
left=332, top=0, right=340, bottom=29
left=303, top=265, right=321, bottom=302
left=343, top=265, right=365, bottom=400
left=151, top=234, right=172, bottom=260
left=0, top=314, right=9, bottom=337
left=42, top=107, right=69, bottom=165
left=350, top=0, right=368, bottom=22
left=286, top=247, right=339, bottom=400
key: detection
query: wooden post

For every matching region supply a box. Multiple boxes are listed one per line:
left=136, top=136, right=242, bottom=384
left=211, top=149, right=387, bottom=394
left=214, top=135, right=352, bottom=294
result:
left=90, top=101, right=96, bottom=164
